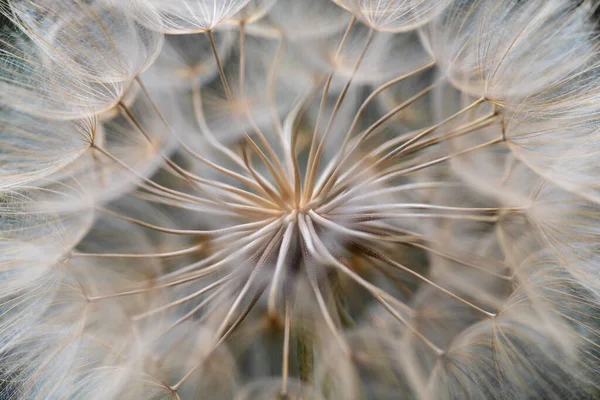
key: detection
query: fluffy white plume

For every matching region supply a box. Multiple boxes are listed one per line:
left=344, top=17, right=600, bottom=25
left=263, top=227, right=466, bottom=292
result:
left=333, top=0, right=454, bottom=32
left=124, top=0, right=252, bottom=33
left=423, top=0, right=599, bottom=108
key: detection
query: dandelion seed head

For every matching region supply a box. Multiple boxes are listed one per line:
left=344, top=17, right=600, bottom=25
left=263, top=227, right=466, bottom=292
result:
left=1, top=0, right=599, bottom=398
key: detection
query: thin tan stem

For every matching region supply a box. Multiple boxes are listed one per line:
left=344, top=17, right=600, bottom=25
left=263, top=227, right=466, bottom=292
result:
left=207, top=30, right=292, bottom=199
left=300, top=233, right=349, bottom=354
left=303, top=16, right=356, bottom=203
left=241, top=144, right=289, bottom=209
left=98, top=207, right=273, bottom=236
left=299, top=215, right=443, bottom=355
left=171, top=287, right=265, bottom=391
left=315, top=82, right=439, bottom=199
left=132, top=273, right=233, bottom=321
left=71, top=244, right=204, bottom=259
left=304, top=28, right=376, bottom=204
left=91, top=146, right=216, bottom=207
left=215, top=228, right=284, bottom=337
left=325, top=137, right=503, bottom=207
left=268, top=219, right=296, bottom=317
left=281, top=301, right=292, bottom=397
left=239, top=22, right=246, bottom=98
left=355, top=243, right=497, bottom=318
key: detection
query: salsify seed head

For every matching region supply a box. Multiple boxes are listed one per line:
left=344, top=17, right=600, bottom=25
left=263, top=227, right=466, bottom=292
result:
left=0, top=0, right=599, bottom=399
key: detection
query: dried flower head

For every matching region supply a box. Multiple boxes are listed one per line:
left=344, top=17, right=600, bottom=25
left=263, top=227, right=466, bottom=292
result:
left=1, top=0, right=599, bottom=399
